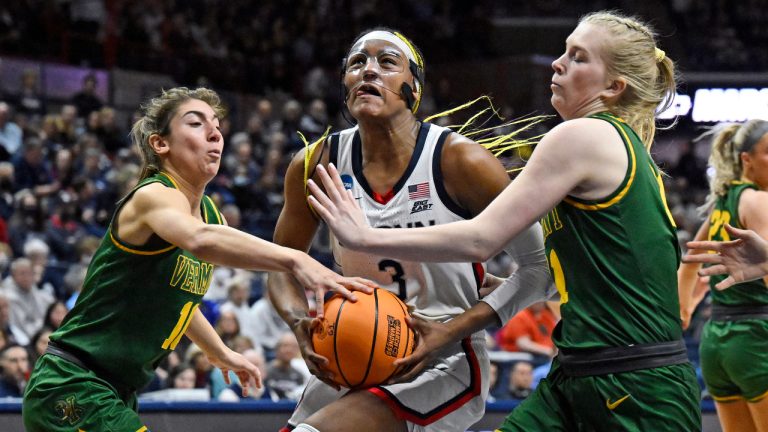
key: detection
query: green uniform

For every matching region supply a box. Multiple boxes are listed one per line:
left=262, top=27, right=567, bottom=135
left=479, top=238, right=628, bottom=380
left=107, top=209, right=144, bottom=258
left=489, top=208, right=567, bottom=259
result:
left=23, top=173, right=222, bottom=432
left=700, top=181, right=768, bottom=403
left=499, top=113, right=700, bottom=431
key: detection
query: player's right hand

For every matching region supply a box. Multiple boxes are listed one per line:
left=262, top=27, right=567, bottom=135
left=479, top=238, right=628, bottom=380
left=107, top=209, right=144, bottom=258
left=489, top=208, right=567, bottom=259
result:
left=292, top=254, right=376, bottom=318
left=291, top=316, right=342, bottom=390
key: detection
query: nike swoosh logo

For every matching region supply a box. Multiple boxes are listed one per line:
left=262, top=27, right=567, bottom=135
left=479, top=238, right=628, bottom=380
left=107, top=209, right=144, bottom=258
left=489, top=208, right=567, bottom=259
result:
left=606, top=394, right=631, bottom=410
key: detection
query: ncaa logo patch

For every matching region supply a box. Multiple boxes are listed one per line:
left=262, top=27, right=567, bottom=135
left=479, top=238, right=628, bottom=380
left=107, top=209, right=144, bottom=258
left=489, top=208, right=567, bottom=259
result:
left=340, top=174, right=354, bottom=190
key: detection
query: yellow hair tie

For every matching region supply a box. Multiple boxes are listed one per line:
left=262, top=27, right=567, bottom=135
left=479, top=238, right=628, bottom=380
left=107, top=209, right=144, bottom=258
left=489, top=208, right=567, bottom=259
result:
left=655, top=48, right=666, bottom=63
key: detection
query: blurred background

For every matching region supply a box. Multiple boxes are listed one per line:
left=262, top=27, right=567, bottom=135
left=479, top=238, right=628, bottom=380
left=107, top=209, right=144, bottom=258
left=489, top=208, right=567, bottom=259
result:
left=0, top=0, right=766, bottom=430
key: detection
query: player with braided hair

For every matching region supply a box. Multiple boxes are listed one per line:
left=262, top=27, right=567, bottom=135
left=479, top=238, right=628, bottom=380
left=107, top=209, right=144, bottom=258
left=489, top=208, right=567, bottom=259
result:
left=309, top=11, right=701, bottom=431
left=269, top=28, right=553, bottom=432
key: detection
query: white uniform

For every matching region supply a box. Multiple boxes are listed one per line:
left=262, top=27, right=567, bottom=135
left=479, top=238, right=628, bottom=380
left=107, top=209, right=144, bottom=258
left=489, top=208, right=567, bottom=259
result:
left=288, top=123, right=490, bottom=432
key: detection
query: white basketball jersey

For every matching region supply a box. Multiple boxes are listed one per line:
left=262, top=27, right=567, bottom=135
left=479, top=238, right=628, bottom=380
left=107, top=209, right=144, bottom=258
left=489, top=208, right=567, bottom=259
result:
left=329, top=122, right=484, bottom=322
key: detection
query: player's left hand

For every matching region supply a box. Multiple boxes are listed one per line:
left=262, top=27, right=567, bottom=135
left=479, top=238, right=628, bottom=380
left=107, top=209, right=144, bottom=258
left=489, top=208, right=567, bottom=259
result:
left=307, top=163, right=371, bottom=250
left=209, top=350, right=263, bottom=397
left=389, top=316, right=454, bottom=383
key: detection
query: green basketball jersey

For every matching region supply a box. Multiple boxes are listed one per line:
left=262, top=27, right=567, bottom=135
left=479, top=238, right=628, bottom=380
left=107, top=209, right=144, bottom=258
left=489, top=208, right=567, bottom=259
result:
left=541, top=112, right=682, bottom=350
left=51, top=172, right=222, bottom=391
left=707, top=181, right=768, bottom=306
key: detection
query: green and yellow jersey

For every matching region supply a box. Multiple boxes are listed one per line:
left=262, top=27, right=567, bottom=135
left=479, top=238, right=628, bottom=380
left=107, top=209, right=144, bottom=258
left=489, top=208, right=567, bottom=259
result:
left=707, top=181, right=768, bottom=306
left=51, top=172, right=222, bottom=391
left=541, top=112, right=682, bottom=350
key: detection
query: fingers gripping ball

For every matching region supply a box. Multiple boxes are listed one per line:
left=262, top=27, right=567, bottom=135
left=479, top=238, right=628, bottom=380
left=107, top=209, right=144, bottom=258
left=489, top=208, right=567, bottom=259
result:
left=312, top=288, right=414, bottom=388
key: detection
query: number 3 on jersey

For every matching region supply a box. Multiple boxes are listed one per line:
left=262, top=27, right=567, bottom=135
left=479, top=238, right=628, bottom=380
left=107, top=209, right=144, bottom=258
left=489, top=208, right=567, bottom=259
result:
left=548, top=249, right=569, bottom=304
left=379, top=259, right=407, bottom=300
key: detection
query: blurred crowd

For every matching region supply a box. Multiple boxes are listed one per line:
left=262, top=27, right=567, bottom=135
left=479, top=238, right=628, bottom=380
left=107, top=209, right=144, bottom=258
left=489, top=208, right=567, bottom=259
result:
left=2, top=0, right=767, bottom=97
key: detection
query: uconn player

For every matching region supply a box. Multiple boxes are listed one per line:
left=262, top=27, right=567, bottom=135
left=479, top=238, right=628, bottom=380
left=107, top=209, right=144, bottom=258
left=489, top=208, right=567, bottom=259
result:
left=268, top=29, right=552, bottom=432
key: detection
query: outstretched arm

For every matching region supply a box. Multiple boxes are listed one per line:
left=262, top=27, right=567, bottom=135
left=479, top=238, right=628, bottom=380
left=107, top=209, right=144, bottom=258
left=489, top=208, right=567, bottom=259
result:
left=385, top=134, right=554, bottom=381
left=307, top=120, right=605, bottom=262
left=125, top=182, right=374, bottom=315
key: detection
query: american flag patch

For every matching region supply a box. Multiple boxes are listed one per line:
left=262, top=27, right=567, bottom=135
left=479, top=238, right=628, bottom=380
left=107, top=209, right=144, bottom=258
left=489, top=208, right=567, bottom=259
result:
left=408, top=182, right=430, bottom=200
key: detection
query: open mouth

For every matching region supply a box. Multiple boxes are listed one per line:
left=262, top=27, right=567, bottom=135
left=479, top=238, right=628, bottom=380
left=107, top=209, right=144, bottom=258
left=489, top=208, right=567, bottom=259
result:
left=356, top=83, right=382, bottom=97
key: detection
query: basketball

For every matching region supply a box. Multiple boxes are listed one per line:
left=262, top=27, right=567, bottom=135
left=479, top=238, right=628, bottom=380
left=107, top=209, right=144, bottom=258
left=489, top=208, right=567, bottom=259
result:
left=312, top=288, right=415, bottom=389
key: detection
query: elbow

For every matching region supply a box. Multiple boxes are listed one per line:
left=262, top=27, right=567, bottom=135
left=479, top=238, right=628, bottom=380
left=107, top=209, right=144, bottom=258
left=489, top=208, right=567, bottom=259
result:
left=185, top=225, right=219, bottom=258
left=468, top=239, right=498, bottom=262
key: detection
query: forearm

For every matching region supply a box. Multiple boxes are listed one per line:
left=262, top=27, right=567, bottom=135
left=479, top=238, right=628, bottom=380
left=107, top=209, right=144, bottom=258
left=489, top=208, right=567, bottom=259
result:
left=481, top=222, right=555, bottom=324
left=677, top=261, right=702, bottom=314
left=267, top=272, right=311, bottom=329
left=188, top=224, right=309, bottom=273
left=442, top=301, right=499, bottom=340
left=357, top=216, right=511, bottom=263
left=186, top=309, right=228, bottom=360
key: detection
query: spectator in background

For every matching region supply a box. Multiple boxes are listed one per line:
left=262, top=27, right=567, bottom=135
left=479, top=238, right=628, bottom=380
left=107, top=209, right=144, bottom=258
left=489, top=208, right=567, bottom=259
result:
left=26, top=326, right=52, bottom=366
left=7, top=191, right=46, bottom=257
left=506, top=361, right=534, bottom=400
left=219, top=276, right=252, bottom=333
left=186, top=344, right=214, bottom=390
left=22, top=238, right=62, bottom=298
left=70, top=74, right=103, bottom=119
left=0, top=293, right=28, bottom=346
left=0, top=344, right=29, bottom=397
left=214, top=310, right=242, bottom=349
left=52, top=104, right=78, bottom=146
left=2, top=257, right=54, bottom=341
left=298, top=98, right=329, bottom=142
left=42, top=301, right=67, bottom=331
left=167, top=363, right=197, bottom=389
left=496, top=302, right=557, bottom=366
left=12, top=136, right=57, bottom=196
left=51, top=148, right=76, bottom=192
left=96, top=107, right=128, bottom=156
left=0, top=102, right=23, bottom=160
left=44, top=191, right=88, bottom=264
left=10, top=69, right=46, bottom=119
left=0, top=162, right=14, bottom=222
left=265, top=332, right=305, bottom=400
left=243, top=288, right=290, bottom=355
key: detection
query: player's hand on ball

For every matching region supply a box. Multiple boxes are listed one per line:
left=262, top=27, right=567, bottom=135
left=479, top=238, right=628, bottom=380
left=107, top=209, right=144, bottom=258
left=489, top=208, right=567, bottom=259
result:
left=291, top=316, right=341, bottom=390
left=390, top=316, right=453, bottom=383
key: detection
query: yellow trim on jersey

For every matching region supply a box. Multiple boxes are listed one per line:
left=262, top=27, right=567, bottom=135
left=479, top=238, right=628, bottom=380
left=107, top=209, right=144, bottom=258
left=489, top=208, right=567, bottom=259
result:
left=203, top=195, right=222, bottom=224
left=652, top=162, right=677, bottom=228
left=748, top=388, right=768, bottom=403
left=159, top=171, right=180, bottom=189
left=109, top=232, right=176, bottom=256
left=711, top=393, right=744, bottom=403
left=564, top=117, right=637, bottom=210
left=137, top=427, right=148, bottom=432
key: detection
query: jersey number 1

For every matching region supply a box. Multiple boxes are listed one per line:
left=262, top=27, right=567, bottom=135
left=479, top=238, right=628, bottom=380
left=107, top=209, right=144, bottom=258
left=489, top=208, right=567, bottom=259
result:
left=162, top=301, right=199, bottom=350
left=548, top=249, right=569, bottom=304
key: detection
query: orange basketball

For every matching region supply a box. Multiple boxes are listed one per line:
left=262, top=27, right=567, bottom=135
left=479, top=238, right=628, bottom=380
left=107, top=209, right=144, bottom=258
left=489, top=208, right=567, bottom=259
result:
left=312, top=288, right=415, bottom=389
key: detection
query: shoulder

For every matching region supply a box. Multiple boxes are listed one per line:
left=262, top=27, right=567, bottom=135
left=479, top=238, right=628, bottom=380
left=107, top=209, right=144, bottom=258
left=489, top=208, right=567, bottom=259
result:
left=543, top=117, right=618, bottom=148
left=129, top=181, right=187, bottom=211
left=440, top=133, right=507, bottom=180
left=738, top=188, right=768, bottom=222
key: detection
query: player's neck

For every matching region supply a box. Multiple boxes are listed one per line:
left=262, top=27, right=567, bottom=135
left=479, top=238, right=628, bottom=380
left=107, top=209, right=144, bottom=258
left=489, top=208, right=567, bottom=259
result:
left=357, top=112, right=420, bottom=161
